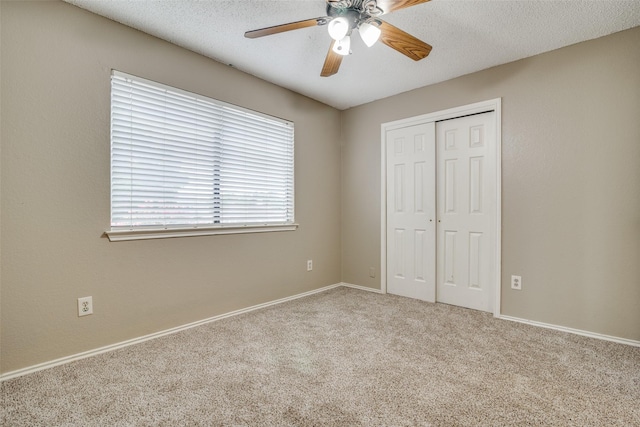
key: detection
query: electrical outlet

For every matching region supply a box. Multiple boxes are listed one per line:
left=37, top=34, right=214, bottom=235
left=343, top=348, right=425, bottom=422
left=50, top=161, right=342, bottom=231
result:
left=307, top=260, right=313, bottom=271
left=511, top=275, right=522, bottom=290
left=369, top=267, right=376, bottom=278
left=78, top=296, right=93, bottom=316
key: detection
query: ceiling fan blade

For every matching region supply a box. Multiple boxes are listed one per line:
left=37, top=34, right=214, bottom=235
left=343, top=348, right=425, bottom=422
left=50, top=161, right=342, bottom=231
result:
left=321, top=41, right=343, bottom=77
left=245, top=17, right=328, bottom=39
left=375, top=0, right=431, bottom=15
left=378, top=20, right=432, bottom=61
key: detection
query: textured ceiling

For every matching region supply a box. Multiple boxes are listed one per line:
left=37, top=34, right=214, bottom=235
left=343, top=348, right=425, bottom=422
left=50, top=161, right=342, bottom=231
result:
left=65, top=0, right=640, bottom=110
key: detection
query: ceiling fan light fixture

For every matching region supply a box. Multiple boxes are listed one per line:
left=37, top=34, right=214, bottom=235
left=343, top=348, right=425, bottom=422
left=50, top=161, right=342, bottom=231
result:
left=245, top=0, right=434, bottom=77
left=332, top=35, right=351, bottom=56
left=328, top=17, right=349, bottom=40
left=359, top=21, right=381, bottom=47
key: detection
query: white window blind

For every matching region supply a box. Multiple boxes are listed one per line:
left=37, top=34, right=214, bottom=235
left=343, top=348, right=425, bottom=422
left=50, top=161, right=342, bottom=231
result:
left=110, top=71, right=295, bottom=233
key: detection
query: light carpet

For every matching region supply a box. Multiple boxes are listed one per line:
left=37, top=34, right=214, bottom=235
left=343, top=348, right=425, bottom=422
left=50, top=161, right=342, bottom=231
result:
left=2, top=287, right=639, bottom=426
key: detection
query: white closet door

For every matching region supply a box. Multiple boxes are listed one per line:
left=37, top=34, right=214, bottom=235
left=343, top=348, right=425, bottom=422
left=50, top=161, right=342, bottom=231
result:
left=386, top=122, right=436, bottom=302
left=436, top=112, right=497, bottom=312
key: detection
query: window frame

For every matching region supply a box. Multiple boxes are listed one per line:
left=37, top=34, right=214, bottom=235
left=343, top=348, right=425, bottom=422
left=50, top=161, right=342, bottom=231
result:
left=106, top=71, right=297, bottom=242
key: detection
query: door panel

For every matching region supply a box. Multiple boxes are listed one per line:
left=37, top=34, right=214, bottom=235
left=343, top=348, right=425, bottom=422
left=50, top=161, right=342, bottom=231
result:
left=386, top=123, right=436, bottom=302
left=436, top=112, right=496, bottom=312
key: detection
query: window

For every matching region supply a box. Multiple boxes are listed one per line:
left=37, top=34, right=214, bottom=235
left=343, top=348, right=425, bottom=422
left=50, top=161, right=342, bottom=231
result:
left=107, top=71, right=296, bottom=241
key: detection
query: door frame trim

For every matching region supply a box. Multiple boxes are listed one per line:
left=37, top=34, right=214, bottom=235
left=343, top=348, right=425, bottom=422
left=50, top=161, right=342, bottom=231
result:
left=380, top=98, right=502, bottom=317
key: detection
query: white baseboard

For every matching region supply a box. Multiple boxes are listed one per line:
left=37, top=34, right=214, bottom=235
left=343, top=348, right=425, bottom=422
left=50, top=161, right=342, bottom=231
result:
left=498, top=315, right=640, bottom=347
left=339, top=282, right=385, bottom=294
left=0, top=283, right=343, bottom=382
left=4, top=284, right=637, bottom=381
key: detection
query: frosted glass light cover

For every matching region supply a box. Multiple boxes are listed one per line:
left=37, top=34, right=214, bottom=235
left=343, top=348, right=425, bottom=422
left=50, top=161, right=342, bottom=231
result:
left=328, top=17, right=349, bottom=41
left=332, top=36, right=351, bottom=56
left=359, top=22, right=381, bottom=47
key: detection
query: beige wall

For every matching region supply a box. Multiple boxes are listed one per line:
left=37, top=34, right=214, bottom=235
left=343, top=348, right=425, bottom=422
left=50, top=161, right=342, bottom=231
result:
left=0, top=1, right=342, bottom=373
left=342, top=27, right=640, bottom=341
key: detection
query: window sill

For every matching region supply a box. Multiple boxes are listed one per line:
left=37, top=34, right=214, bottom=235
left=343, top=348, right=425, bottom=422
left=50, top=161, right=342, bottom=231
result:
left=105, top=224, right=299, bottom=242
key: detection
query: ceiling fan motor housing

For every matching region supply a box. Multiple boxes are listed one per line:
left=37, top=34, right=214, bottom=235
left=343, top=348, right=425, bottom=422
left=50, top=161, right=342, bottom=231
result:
left=327, top=0, right=384, bottom=37
left=327, top=6, right=360, bottom=29
left=328, top=0, right=384, bottom=16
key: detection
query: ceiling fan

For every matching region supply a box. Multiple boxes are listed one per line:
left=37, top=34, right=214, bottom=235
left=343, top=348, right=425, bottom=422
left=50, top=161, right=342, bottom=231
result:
left=245, top=0, right=432, bottom=77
